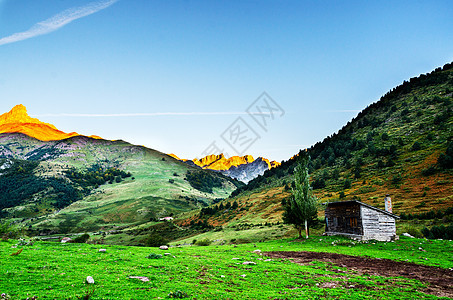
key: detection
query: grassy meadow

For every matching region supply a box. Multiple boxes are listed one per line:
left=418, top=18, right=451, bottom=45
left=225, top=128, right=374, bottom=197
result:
left=1, top=236, right=452, bottom=299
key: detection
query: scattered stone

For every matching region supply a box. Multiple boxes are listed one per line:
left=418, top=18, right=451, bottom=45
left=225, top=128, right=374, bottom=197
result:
left=402, top=233, right=415, bottom=238
left=252, top=249, right=261, bottom=254
left=264, top=259, right=272, bottom=262
left=159, top=245, right=169, bottom=250
left=240, top=274, right=247, bottom=278
left=220, top=275, right=225, bottom=278
left=86, top=276, right=95, bottom=284
left=129, top=276, right=150, bottom=282
left=98, top=249, right=107, bottom=253
left=243, top=261, right=256, bottom=265
left=61, top=237, right=72, bottom=243
left=232, top=257, right=241, bottom=260
left=164, top=253, right=171, bottom=256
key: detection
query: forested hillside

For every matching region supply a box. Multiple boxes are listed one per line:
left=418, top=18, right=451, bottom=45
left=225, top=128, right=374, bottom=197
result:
left=0, top=134, right=239, bottom=234
left=193, top=62, right=453, bottom=229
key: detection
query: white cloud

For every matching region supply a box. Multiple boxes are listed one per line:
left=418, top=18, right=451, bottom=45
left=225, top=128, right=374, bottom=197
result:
left=0, top=0, right=118, bottom=46
left=326, top=110, right=361, bottom=113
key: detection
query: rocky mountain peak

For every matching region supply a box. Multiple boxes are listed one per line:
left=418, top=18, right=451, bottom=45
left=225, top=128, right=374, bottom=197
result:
left=0, top=105, right=100, bottom=141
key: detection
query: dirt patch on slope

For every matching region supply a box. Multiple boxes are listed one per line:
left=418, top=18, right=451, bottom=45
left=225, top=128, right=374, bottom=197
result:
left=264, top=251, right=453, bottom=298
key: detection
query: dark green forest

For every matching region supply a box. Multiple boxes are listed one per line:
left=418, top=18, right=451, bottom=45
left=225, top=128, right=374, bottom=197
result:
left=0, top=159, right=132, bottom=216
left=186, top=170, right=244, bottom=194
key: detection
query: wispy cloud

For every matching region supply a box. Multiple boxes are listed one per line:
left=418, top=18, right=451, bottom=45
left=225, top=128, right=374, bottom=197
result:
left=325, top=109, right=361, bottom=113
left=0, top=0, right=118, bottom=46
left=33, top=112, right=273, bottom=118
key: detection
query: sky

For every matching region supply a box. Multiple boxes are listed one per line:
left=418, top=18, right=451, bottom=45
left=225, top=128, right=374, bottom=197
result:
left=0, top=0, right=452, bottom=162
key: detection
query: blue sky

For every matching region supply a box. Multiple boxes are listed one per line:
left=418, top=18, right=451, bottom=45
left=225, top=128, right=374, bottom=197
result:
left=0, top=0, right=452, bottom=162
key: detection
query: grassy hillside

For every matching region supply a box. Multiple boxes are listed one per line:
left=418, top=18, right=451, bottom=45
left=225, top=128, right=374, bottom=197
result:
left=232, top=62, right=452, bottom=212
left=0, top=134, right=240, bottom=234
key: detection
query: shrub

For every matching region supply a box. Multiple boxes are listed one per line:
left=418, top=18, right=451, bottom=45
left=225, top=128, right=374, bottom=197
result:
left=421, top=166, right=437, bottom=176
left=391, top=174, right=402, bottom=185
left=422, top=224, right=453, bottom=240
left=312, top=177, right=326, bottom=189
left=406, top=226, right=423, bottom=238
left=168, top=290, right=189, bottom=298
left=0, top=221, right=19, bottom=239
left=343, top=179, right=351, bottom=189
left=438, top=142, right=453, bottom=169
left=415, top=201, right=426, bottom=208
left=147, top=253, right=163, bottom=259
left=411, top=142, right=421, bottom=151
left=71, top=233, right=90, bottom=243
left=143, top=233, right=169, bottom=247
left=17, top=238, right=34, bottom=246
left=195, top=238, right=211, bottom=246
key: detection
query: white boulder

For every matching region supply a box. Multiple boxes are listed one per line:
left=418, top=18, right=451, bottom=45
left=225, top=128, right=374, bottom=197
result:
left=86, top=276, right=95, bottom=284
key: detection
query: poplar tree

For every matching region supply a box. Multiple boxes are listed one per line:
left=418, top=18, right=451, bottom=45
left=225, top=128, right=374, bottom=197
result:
left=283, top=152, right=318, bottom=238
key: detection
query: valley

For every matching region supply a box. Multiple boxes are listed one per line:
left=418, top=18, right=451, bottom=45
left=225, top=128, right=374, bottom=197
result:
left=0, top=62, right=452, bottom=299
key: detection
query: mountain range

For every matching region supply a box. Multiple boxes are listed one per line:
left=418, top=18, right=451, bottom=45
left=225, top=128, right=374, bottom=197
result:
left=0, top=62, right=452, bottom=243
left=0, top=106, right=241, bottom=234
left=169, top=153, right=280, bottom=183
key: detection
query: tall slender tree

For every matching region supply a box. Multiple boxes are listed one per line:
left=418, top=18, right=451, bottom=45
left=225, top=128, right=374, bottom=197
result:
left=283, top=151, right=318, bottom=238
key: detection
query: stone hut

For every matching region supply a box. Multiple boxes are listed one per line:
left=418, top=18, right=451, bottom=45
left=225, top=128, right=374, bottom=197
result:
left=324, top=200, right=399, bottom=241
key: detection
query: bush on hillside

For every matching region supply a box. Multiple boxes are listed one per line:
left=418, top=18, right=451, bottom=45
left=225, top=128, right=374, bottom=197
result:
left=312, top=177, right=326, bottom=189
left=147, top=253, right=163, bottom=259
left=406, top=226, right=423, bottom=238
left=143, top=233, right=169, bottom=247
left=411, top=141, right=421, bottom=151
left=422, top=224, right=453, bottom=240
left=195, top=238, right=211, bottom=246
left=400, top=207, right=453, bottom=220
left=438, top=142, right=453, bottom=169
left=0, top=221, right=19, bottom=239
left=71, top=233, right=90, bottom=243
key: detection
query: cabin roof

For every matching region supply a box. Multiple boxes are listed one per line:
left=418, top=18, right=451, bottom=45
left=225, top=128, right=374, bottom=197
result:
left=324, top=200, right=400, bottom=219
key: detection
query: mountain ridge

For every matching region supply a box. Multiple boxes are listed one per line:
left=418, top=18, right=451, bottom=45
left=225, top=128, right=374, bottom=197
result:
left=179, top=62, right=453, bottom=231
left=0, top=104, right=101, bottom=141
left=169, top=153, right=281, bottom=183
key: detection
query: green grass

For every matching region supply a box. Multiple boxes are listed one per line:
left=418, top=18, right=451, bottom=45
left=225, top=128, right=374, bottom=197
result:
left=1, top=236, right=451, bottom=299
